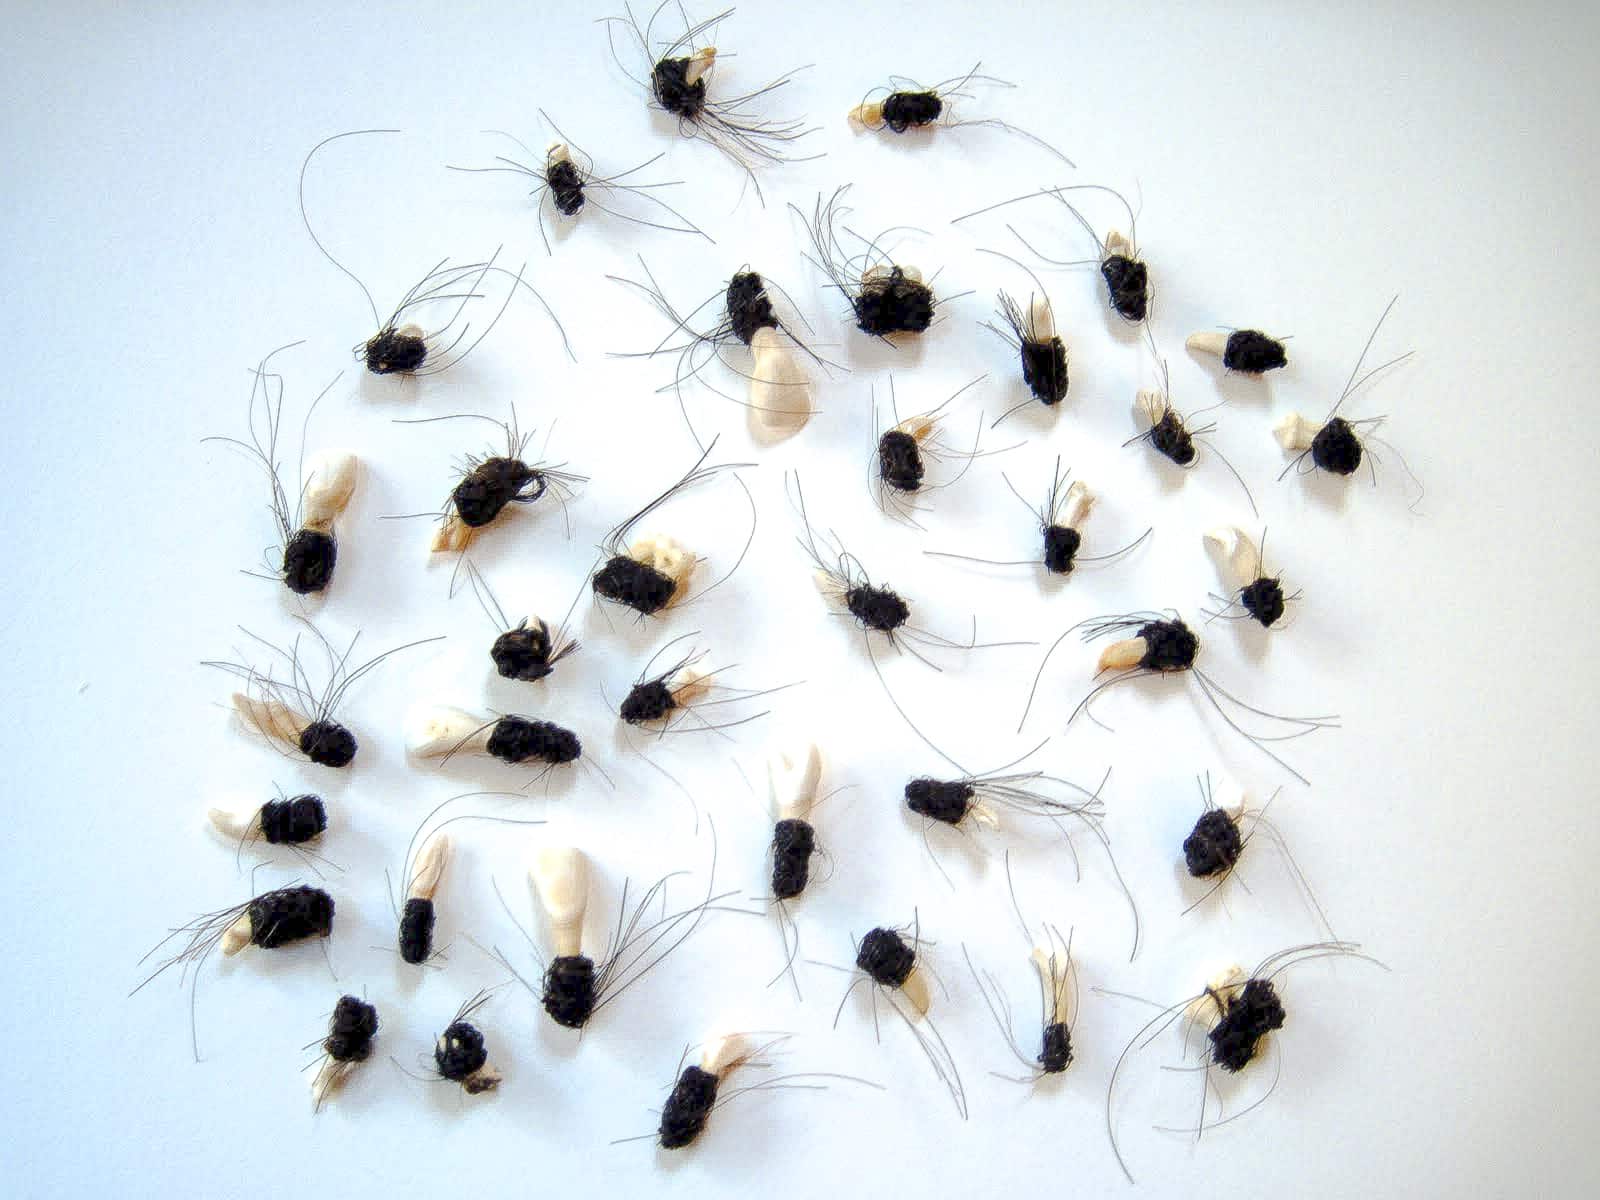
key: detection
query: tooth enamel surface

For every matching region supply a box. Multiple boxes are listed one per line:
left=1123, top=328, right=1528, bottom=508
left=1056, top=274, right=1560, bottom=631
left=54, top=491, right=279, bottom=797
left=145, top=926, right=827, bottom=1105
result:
left=1274, top=412, right=1319, bottom=451
left=408, top=832, right=451, bottom=901
left=1097, top=637, right=1147, bottom=672
left=900, top=964, right=932, bottom=1017
left=300, top=451, right=359, bottom=531
left=221, top=912, right=254, bottom=957
left=532, top=847, right=590, bottom=958
left=1027, top=294, right=1056, bottom=341
left=698, top=1032, right=749, bottom=1078
left=232, top=693, right=310, bottom=746
left=1031, top=944, right=1077, bottom=1026
left=1204, top=526, right=1262, bottom=589
left=748, top=327, right=813, bottom=441
left=430, top=513, right=476, bottom=555
left=1185, top=331, right=1229, bottom=358
left=405, top=705, right=490, bottom=758
left=769, top=740, right=823, bottom=822
left=1061, top=480, right=1095, bottom=530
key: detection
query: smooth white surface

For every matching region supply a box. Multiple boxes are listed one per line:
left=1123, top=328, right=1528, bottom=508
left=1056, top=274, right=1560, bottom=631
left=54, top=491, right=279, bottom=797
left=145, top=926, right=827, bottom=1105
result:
left=3, top=1, right=1599, bottom=1196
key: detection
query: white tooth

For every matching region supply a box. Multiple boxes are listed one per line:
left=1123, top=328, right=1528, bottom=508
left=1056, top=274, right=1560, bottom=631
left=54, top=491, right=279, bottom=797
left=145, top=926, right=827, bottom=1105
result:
left=1027, top=294, right=1056, bottom=341
left=430, top=513, right=476, bottom=556
left=1186, top=331, right=1229, bottom=359
left=1274, top=412, right=1319, bottom=451
left=900, top=964, right=932, bottom=1017
left=748, top=327, right=813, bottom=441
left=546, top=142, right=571, bottom=166
left=684, top=46, right=716, bottom=86
left=531, top=846, right=590, bottom=958
left=849, top=100, right=884, bottom=127
left=899, top=264, right=923, bottom=284
left=768, top=741, right=823, bottom=823
left=1031, top=943, right=1077, bottom=1027
left=1104, top=230, right=1133, bottom=258
left=670, top=664, right=713, bottom=707
left=231, top=692, right=310, bottom=748
left=698, top=1031, right=750, bottom=1079
left=1135, top=388, right=1166, bottom=428
left=300, top=452, right=359, bottom=532
left=405, top=704, right=491, bottom=758
left=1210, top=775, right=1247, bottom=819
left=1185, top=964, right=1246, bottom=1026
left=1204, top=526, right=1262, bottom=589
left=408, top=832, right=451, bottom=902
left=206, top=805, right=260, bottom=841
left=1060, top=480, right=1094, bottom=531
left=1097, top=637, right=1147, bottom=672
left=221, top=911, right=255, bottom=957
left=310, top=1059, right=351, bottom=1109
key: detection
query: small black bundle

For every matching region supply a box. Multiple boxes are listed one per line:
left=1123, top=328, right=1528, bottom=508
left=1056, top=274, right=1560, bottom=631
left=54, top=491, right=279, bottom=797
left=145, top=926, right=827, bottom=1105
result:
left=878, top=429, right=925, bottom=491
left=399, top=898, right=437, bottom=965
left=770, top=817, right=816, bottom=900
left=856, top=926, right=917, bottom=988
left=1038, top=1021, right=1073, bottom=1074
left=658, top=1065, right=719, bottom=1149
left=1021, top=336, right=1068, bottom=406
left=881, top=90, right=943, bottom=131
left=324, top=996, right=379, bottom=1063
left=492, top=620, right=559, bottom=681
left=1312, top=417, right=1364, bottom=475
left=592, top=556, right=679, bottom=615
left=620, top=678, right=676, bottom=724
left=435, top=1022, right=492, bottom=1089
left=904, top=778, right=976, bottom=826
left=248, top=885, right=335, bottom=949
left=1043, top=525, right=1082, bottom=574
left=726, top=271, right=779, bottom=344
left=547, top=155, right=585, bottom=215
left=486, top=716, right=582, bottom=766
left=1147, top=407, right=1196, bottom=466
left=1183, top=808, right=1244, bottom=877
left=542, top=955, right=597, bottom=1029
left=298, top=720, right=357, bottom=768
left=282, top=530, right=337, bottom=595
left=1223, top=330, right=1287, bottom=374
left=1136, top=618, right=1199, bottom=672
left=652, top=55, right=708, bottom=119
left=453, top=457, right=549, bottom=528
left=1207, top=978, right=1286, bottom=1073
left=846, top=583, right=910, bottom=632
left=364, top=326, right=429, bottom=374
left=1239, top=577, right=1287, bottom=627
left=855, top=267, right=935, bottom=336
left=259, top=795, right=327, bottom=845
left=1101, top=255, right=1149, bottom=323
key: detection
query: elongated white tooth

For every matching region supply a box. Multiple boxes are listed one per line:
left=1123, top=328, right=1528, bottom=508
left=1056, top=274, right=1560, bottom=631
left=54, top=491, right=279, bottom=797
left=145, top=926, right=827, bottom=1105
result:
left=684, top=46, right=716, bottom=85
left=1104, top=230, right=1133, bottom=258
left=231, top=692, right=309, bottom=747
left=430, top=513, right=476, bottom=556
left=300, top=451, right=359, bottom=531
left=748, top=327, right=813, bottom=441
left=849, top=100, right=884, bottom=126
left=900, top=964, right=932, bottom=1017
left=531, top=847, right=590, bottom=958
left=1097, top=637, right=1147, bottom=672
left=1186, top=331, right=1229, bottom=359
left=1135, top=388, right=1166, bottom=427
left=1028, top=295, right=1056, bottom=341
left=699, top=1031, right=751, bottom=1079
left=1204, top=526, right=1262, bottom=590
left=207, top=805, right=260, bottom=841
left=546, top=142, right=571, bottom=167
left=768, top=741, right=822, bottom=823
left=1274, top=412, right=1319, bottom=452
left=406, top=704, right=491, bottom=758
left=1185, top=964, right=1245, bottom=1025
left=1031, top=943, right=1077, bottom=1027
left=408, top=832, right=451, bottom=902
left=221, top=911, right=255, bottom=957
left=1060, top=480, right=1094, bottom=531
left=894, top=412, right=938, bottom=442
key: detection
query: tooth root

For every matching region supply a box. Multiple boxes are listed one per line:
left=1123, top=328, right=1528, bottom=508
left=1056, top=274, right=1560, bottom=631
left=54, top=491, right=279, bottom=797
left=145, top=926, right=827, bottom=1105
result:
left=1274, top=412, right=1319, bottom=452
left=546, top=142, right=570, bottom=166
left=699, top=1032, right=750, bottom=1079
left=684, top=46, right=716, bottom=86
left=769, top=741, right=823, bottom=823
left=221, top=912, right=254, bottom=957
left=231, top=693, right=310, bottom=747
left=1135, top=388, right=1166, bottom=427
left=1185, top=964, right=1246, bottom=1025
left=1104, top=230, right=1132, bottom=258
left=531, top=847, right=590, bottom=959
left=628, top=533, right=695, bottom=597
left=893, top=414, right=937, bottom=442
left=1097, top=637, right=1147, bottom=672
left=207, top=805, right=259, bottom=841
left=1027, top=295, right=1056, bottom=341
left=969, top=801, right=999, bottom=830
left=406, top=704, right=491, bottom=758
left=1031, top=944, right=1077, bottom=1027
left=408, top=832, right=451, bottom=902
left=1204, top=526, right=1261, bottom=590
left=748, top=327, right=813, bottom=441
left=849, top=100, right=884, bottom=127
left=1060, top=480, right=1094, bottom=531
left=311, top=1059, right=350, bottom=1108
left=899, top=264, right=923, bottom=284
left=430, top=513, right=476, bottom=556
left=1186, top=331, right=1229, bottom=359
left=300, top=451, right=360, bottom=531
left=671, top=665, right=713, bottom=707
left=900, top=964, right=932, bottom=1017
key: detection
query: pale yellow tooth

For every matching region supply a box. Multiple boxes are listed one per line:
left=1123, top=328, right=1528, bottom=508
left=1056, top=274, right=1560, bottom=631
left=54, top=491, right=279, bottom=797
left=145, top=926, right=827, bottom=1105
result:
left=429, top=513, right=476, bottom=555
left=1185, top=964, right=1245, bottom=1026
left=1031, top=943, right=1077, bottom=1027
left=408, top=832, right=451, bottom=903
left=300, top=451, right=359, bottom=532
left=231, top=692, right=309, bottom=748
left=1060, top=480, right=1094, bottom=531
left=546, top=142, right=571, bottom=167
left=628, top=533, right=695, bottom=600
left=531, top=846, right=590, bottom=959
left=1104, top=230, right=1133, bottom=258
left=1097, top=637, right=1147, bottom=672
left=406, top=704, right=491, bottom=758
left=684, top=46, right=716, bottom=86
left=1186, top=331, right=1229, bottom=359
left=206, top=804, right=259, bottom=842
left=849, top=100, right=884, bottom=126
left=900, top=964, right=932, bottom=1017
left=1204, top=526, right=1262, bottom=590
left=221, top=911, right=254, bottom=957
left=748, top=326, right=813, bottom=441
left=1028, top=294, right=1056, bottom=341
left=1274, top=412, right=1319, bottom=452
left=699, top=1031, right=751, bottom=1079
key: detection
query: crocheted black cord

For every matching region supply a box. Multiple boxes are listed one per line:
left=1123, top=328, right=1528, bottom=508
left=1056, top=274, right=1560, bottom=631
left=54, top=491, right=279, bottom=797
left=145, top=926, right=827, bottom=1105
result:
left=1100, top=255, right=1148, bottom=322
left=1223, top=330, right=1287, bottom=374
left=435, top=1021, right=490, bottom=1082
left=658, top=1065, right=719, bottom=1148
left=854, top=268, right=935, bottom=336
left=1183, top=808, right=1243, bottom=877
left=593, top=555, right=678, bottom=614
left=878, top=430, right=925, bottom=492
left=399, top=897, right=436, bottom=965
left=282, top=528, right=337, bottom=595
left=491, top=621, right=555, bottom=681
left=324, top=995, right=378, bottom=1062
left=1311, top=417, right=1363, bottom=475
left=620, top=678, right=677, bottom=724
left=904, top=777, right=975, bottom=825
left=452, top=457, right=545, bottom=528
left=541, top=954, right=597, bottom=1028
left=1021, top=337, right=1069, bottom=404
left=1135, top=618, right=1199, bottom=671
left=856, top=926, right=916, bottom=987
left=1038, top=1021, right=1073, bottom=1073
left=1208, top=978, right=1285, bottom=1072
left=364, top=327, right=428, bottom=374
left=1043, top=524, right=1082, bottom=574
left=727, top=271, right=779, bottom=345
left=1240, top=577, right=1286, bottom=627
left=298, top=719, right=357, bottom=768
left=1149, top=408, right=1196, bottom=465
left=845, top=584, right=910, bottom=632
left=771, top=818, right=816, bottom=899
left=247, top=886, right=334, bottom=949
left=881, top=90, right=943, bottom=132
left=652, top=57, right=707, bottom=119
left=547, top=158, right=585, bottom=216
left=486, top=716, right=581, bottom=765
left=259, top=794, right=327, bottom=845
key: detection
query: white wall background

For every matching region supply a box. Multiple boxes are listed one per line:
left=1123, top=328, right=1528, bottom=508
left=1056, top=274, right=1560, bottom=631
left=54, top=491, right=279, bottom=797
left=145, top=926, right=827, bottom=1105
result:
left=2, top=1, right=1597, bottom=1196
